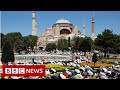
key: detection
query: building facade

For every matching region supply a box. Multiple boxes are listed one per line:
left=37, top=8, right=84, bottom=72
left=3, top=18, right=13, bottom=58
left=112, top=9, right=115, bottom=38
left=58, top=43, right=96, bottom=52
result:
left=37, top=18, right=85, bottom=50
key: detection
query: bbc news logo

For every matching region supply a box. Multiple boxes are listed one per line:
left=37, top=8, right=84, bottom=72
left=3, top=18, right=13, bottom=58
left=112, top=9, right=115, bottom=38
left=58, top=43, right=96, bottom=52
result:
left=1, top=65, right=45, bottom=77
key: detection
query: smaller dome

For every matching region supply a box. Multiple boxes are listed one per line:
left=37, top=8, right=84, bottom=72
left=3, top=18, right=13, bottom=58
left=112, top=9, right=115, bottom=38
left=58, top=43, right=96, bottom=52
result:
left=56, top=18, right=70, bottom=24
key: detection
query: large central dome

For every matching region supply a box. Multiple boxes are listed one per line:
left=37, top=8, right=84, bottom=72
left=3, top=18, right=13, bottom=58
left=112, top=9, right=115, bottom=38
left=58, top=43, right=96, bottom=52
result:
left=56, top=18, right=70, bottom=24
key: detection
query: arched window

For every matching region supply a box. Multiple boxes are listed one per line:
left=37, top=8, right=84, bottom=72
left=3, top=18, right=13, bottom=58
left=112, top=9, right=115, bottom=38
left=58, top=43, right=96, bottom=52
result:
left=60, top=29, right=71, bottom=35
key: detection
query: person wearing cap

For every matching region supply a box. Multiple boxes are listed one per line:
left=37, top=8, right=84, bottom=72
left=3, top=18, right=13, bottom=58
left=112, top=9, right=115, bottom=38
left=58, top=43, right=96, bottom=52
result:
left=49, top=68, right=56, bottom=74
left=63, top=72, right=69, bottom=78
left=106, top=71, right=111, bottom=77
left=11, top=76, right=21, bottom=79
left=59, top=73, right=66, bottom=79
left=93, top=72, right=98, bottom=78
left=51, top=75, right=59, bottom=79
left=87, top=70, right=94, bottom=78
left=28, top=76, right=38, bottom=79
left=100, top=75, right=108, bottom=79
left=46, top=75, right=51, bottom=79
left=110, top=72, right=116, bottom=79
left=75, top=69, right=80, bottom=74
left=82, top=72, right=89, bottom=79
left=116, top=74, right=120, bottom=79
left=102, top=67, right=108, bottom=73
left=99, top=72, right=106, bottom=77
left=46, top=69, right=50, bottom=76
left=96, top=68, right=101, bottom=76
left=117, top=67, right=120, bottom=72
left=70, top=75, right=80, bottom=79
left=79, top=67, right=85, bottom=73
left=85, top=66, right=94, bottom=73
left=76, top=74, right=83, bottom=79
left=65, top=70, right=72, bottom=76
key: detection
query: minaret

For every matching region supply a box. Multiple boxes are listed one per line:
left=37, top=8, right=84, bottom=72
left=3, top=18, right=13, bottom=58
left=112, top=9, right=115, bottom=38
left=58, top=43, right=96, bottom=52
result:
left=32, top=11, right=37, bottom=36
left=35, top=18, right=37, bottom=35
left=91, top=11, right=95, bottom=41
left=83, top=25, right=85, bottom=35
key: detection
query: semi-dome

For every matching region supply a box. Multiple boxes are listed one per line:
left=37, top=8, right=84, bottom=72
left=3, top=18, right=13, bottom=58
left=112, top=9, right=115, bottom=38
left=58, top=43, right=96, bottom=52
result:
left=56, top=18, right=70, bottom=24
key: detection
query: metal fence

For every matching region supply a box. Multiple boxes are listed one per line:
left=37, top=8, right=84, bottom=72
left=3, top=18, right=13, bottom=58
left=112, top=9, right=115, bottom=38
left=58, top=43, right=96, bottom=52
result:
left=14, top=54, right=72, bottom=63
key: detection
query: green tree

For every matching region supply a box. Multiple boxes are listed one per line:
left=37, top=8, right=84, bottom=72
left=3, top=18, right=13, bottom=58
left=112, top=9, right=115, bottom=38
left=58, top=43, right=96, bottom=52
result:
left=22, top=36, right=29, bottom=51
left=14, top=39, right=24, bottom=53
left=45, top=43, right=56, bottom=52
left=3, top=32, right=23, bottom=53
left=115, top=42, right=120, bottom=54
left=3, top=32, right=22, bottom=46
left=1, top=38, right=15, bottom=64
left=27, top=35, right=38, bottom=51
left=22, top=35, right=38, bottom=51
left=0, top=33, right=5, bottom=49
left=57, top=38, right=69, bottom=52
left=71, top=36, right=82, bottom=52
left=112, top=34, right=120, bottom=54
left=92, top=53, right=98, bottom=67
left=94, top=29, right=114, bottom=57
left=68, top=37, right=71, bottom=47
left=80, top=37, right=92, bottom=53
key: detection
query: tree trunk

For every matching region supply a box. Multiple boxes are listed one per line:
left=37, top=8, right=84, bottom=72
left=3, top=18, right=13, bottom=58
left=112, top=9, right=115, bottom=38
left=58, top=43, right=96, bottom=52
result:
left=104, top=51, right=106, bottom=58
left=94, top=62, right=95, bottom=67
left=84, top=52, right=86, bottom=56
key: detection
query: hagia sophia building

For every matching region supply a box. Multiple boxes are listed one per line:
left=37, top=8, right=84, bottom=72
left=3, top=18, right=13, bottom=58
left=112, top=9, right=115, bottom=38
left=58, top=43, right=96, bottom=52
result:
left=32, top=11, right=95, bottom=50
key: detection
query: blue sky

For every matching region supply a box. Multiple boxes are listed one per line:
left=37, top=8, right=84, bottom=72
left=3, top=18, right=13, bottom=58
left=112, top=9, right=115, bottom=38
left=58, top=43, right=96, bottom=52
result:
left=1, top=11, right=120, bottom=37
left=0, top=11, right=1, bottom=32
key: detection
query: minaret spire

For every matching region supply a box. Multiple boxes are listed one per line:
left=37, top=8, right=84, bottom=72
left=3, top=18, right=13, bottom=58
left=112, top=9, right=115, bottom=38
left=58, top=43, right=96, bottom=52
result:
left=83, top=25, right=85, bottom=35
left=91, top=11, right=95, bottom=41
left=93, top=11, right=94, bottom=17
left=32, top=11, right=37, bottom=36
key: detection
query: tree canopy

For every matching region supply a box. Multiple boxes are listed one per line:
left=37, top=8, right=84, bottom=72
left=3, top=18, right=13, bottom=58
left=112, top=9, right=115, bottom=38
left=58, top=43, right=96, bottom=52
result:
left=1, top=38, right=15, bottom=64
left=94, top=29, right=120, bottom=55
left=45, top=43, right=57, bottom=52
left=1, top=32, right=38, bottom=54
left=71, top=36, right=82, bottom=52
left=0, top=33, right=5, bottom=48
left=80, top=37, right=92, bottom=52
left=57, top=38, right=69, bottom=51
left=71, top=36, right=92, bottom=53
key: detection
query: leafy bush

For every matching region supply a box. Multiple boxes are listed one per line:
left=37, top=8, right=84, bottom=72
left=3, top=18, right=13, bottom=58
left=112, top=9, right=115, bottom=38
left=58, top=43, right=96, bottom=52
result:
left=106, top=59, right=114, bottom=64
left=81, top=62, right=112, bottom=67
left=45, top=64, right=76, bottom=72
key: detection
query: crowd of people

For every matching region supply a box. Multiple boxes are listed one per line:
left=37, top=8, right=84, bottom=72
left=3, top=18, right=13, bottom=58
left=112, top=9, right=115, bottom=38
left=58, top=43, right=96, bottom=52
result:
left=0, top=51, right=120, bottom=79
left=0, top=58, right=120, bottom=79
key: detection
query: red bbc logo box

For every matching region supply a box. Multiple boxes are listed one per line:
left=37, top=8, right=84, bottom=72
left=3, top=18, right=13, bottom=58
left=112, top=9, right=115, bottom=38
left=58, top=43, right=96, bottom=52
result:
left=1, top=65, right=45, bottom=77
